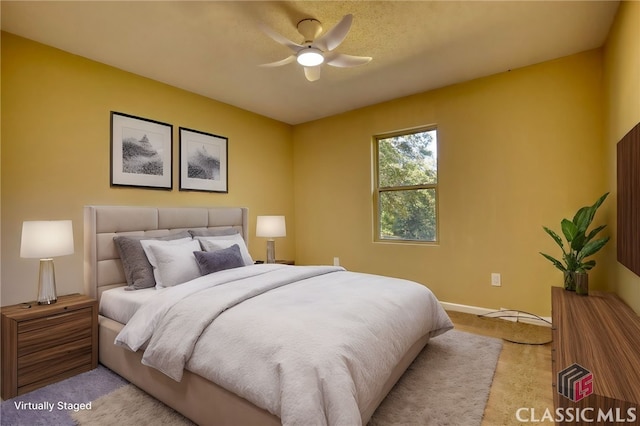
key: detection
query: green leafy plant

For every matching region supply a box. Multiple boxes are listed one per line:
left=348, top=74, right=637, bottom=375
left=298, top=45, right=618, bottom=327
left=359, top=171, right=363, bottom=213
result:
left=540, top=193, right=610, bottom=277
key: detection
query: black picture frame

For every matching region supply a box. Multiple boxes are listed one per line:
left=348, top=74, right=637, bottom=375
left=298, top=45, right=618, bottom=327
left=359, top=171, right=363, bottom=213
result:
left=110, top=111, right=173, bottom=190
left=179, top=127, right=228, bottom=193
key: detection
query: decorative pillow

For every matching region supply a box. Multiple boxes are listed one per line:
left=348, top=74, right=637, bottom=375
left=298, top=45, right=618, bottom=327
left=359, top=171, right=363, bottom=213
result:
left=188, top=228, right=240, bottom=238
left=196, top=233, right=253, bottom=266
left=114, top=231, right=191, bottom=290
left=140, top=238, right=197, bottom=288
left=193, top=244, right=244, bottom=276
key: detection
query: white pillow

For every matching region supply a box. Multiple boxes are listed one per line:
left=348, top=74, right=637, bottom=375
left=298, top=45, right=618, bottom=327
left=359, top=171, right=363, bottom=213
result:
left=140, top=237, right=197, bottom=288
left=196, top=233, right=253, bottom=266
left=149, top=240, right=202, bottom=288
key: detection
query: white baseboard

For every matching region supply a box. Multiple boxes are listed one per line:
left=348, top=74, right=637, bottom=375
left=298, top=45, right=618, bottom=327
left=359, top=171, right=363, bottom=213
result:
left=441, top=301, right=552, bottom=327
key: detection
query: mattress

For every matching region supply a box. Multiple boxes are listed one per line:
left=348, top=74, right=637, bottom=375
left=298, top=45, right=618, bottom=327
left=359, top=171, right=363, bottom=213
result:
left=99, top=287, right=163, bottom=325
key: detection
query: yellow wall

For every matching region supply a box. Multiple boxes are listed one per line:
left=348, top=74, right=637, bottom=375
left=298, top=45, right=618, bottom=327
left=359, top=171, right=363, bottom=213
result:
left=604, top=1, right=640, bottom=314
left=293, top=50, right=607, bottom=316
left=1, top=32, right=294, bottom=305
left=5, top=17, right=636, bottom=317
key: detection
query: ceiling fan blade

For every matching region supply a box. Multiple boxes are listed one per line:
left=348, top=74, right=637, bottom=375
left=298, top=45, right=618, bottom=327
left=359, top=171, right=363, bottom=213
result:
left=304, top=66, right=321, bottom=82
left=260, top=55, right=296, bottom=67
left=313, top=14, right=353, bottom=51
left=259, top=22, right=303, bottom=52
left=325, top=52, right=372, bottom=68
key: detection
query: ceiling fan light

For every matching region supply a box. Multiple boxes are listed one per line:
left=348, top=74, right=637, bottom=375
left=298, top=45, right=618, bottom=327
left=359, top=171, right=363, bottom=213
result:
left=297, top=48, right=324, bottom=67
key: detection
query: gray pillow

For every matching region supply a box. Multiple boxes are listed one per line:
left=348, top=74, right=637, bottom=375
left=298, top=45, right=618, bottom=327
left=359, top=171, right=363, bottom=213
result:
left=193, top=244, right=244, bottom=276
left=188, top=228, right=239, bottom=238
left=114, top=231, right=191, bottom=290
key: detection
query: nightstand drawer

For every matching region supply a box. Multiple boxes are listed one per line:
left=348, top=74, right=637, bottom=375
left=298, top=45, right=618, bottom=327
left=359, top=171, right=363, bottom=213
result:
left=17, top=308, right=93, bottom=356
left=18, top=337, right=93, bottom=389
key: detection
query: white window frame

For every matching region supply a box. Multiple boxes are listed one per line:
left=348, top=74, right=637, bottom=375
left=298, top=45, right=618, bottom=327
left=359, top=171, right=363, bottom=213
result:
left=373, top=126, right=439, bottom=244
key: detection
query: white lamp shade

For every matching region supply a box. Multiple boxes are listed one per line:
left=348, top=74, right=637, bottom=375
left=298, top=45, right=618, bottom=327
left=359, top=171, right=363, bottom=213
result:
left=256, top=216, right=286, bottom=238
left=21, top=220, right=74, bottom=259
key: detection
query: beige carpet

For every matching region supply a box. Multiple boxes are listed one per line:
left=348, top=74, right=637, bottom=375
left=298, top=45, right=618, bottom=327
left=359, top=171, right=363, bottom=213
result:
left=74, top=385, right=195, bottom=425
left=72, top=330, right=502, bottom=426
left=369, top=330, right=502, bottom=425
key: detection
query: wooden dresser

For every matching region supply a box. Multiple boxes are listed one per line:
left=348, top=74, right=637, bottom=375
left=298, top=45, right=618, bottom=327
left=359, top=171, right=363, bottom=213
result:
left=551, top=287, right=640, bottom=424
left=1, top=293, right=98, bottom=399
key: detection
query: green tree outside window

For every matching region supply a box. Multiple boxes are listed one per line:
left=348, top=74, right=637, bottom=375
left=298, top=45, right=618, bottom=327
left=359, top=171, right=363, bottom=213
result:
left=375, top=128, right=438, bottom=242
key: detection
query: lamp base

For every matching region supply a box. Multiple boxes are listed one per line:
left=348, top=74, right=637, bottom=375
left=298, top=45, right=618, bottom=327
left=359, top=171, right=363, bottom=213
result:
left=266, top=240, right=276, bottom=264
left=37, top=259, right=58, bottom=305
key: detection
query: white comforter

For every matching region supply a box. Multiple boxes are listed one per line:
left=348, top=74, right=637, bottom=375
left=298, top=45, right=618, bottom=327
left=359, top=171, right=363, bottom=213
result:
left=115, top=264, right=453, bottom=426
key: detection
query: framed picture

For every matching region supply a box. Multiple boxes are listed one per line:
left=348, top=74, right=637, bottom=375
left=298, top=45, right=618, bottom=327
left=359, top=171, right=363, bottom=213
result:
left=110, top=112, right=173, bottom=189
left=179, top=127, right=228, bottom=193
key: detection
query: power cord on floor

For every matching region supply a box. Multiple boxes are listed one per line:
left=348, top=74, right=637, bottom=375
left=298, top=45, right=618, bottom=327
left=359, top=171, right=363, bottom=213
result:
left=476, top=309, right=553, bottom=345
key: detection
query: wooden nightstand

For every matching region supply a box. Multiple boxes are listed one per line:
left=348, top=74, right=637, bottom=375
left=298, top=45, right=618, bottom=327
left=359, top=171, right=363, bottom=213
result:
left=1, top=293, right=98, bottom=399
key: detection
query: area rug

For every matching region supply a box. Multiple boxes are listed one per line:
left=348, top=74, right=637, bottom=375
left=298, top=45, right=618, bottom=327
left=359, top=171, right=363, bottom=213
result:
left=1, top=330, right=502, bottom=426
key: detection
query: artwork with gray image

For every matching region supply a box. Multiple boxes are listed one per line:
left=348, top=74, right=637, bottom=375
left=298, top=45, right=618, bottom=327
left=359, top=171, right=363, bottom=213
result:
left=121, top=127, right=164, bottom=176
left=187, top=141, right=220, bottom=180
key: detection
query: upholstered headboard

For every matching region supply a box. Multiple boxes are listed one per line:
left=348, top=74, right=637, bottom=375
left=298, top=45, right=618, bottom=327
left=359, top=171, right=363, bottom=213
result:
left=83, top=206, right=248, bottom=300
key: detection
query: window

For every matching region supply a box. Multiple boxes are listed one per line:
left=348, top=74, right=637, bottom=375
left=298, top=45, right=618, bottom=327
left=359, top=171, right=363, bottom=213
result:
left=374, top=127, right=438, bottom=243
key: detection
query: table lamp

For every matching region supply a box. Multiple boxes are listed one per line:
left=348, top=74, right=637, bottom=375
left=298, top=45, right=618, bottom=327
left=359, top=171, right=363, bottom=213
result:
left=256, top=216, right=286, bottom=264
left=20, top=220, right=74, bottom=305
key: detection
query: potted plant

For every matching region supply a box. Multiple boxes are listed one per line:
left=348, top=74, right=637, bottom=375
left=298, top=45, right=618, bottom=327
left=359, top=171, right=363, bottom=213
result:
left=540, top=193, right=610, bottom=295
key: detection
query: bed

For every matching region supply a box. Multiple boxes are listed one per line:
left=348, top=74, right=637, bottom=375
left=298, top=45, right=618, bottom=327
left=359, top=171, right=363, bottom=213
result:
left=84, top=205, right=453, bottom=426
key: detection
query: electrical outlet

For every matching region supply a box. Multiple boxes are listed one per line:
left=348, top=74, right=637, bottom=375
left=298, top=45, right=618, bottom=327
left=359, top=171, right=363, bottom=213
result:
left=491, top=273, right=501, bottom=286
left=333, top=257, right=340, bottom=266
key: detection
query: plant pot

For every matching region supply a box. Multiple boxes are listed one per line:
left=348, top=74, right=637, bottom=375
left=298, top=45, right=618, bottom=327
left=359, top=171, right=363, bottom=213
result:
left=575, top=272, right=589, bottom=296
left=563, top=271, right=576, bottom=291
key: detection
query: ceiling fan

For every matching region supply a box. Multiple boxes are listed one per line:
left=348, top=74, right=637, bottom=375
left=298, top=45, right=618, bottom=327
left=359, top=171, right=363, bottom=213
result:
left=260, top=14, right=372, bottom=82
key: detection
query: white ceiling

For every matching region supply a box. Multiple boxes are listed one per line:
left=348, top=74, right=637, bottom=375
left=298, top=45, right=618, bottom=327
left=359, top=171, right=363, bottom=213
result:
left=1, top=1, right=619, bottom=125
